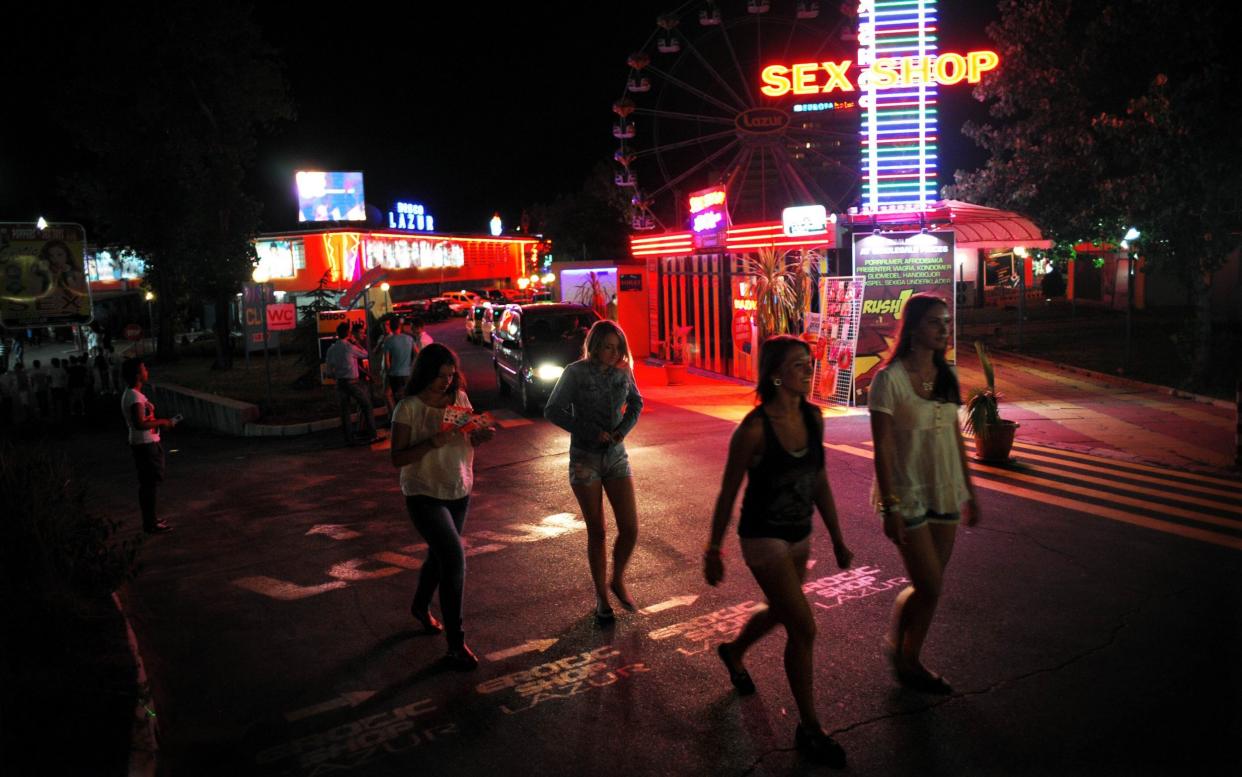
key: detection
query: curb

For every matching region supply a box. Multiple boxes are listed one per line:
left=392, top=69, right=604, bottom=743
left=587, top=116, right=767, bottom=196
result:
left=243, top=406, right=389, bottom=437
left=112, top=591, right=158, bottom=777
left=991, top=349, right=1235, bottom=410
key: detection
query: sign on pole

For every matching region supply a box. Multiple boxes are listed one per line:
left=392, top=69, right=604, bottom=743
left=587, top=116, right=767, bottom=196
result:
left=242, top=283, right=278, bottom=353
left=266, top=303, right=297, bottom=331
left=0, top=222, right=92, bottom=328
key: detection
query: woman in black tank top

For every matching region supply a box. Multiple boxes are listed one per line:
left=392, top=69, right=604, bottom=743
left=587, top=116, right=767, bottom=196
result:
left=704, top=336, right=854, bottom=767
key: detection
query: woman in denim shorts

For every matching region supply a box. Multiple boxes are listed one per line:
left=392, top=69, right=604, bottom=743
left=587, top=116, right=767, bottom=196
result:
left=545, top=320, right=644, bottom=623
left=869, top=294, right=980, bottom=694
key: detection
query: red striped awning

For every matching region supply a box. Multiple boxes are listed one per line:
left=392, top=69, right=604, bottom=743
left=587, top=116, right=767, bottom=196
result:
left=939, top=200, right=1053, bottom=249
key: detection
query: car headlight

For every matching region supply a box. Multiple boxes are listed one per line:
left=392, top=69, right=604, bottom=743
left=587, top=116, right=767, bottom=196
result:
left=534, top=363, right=564, bottom=382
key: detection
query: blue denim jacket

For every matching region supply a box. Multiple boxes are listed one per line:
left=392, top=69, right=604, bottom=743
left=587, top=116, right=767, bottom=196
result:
left=544, top=359, right=644, bottom=451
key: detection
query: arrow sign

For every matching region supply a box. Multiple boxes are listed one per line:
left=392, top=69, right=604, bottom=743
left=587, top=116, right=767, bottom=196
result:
left=306, top=524, right=361, bottom=541
left=484, top=639, right=558, bottom=662
left=285, top=690, right=376, bottom=722
left=641, top=595, right=699, bottom=615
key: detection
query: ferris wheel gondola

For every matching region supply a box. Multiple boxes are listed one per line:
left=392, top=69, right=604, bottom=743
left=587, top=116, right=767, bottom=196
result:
left=613, top=1, right=860, bottom=233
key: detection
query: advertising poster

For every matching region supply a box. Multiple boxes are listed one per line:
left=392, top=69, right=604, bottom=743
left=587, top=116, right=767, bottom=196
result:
left=810, top=276, right=865, bottom=406
left=852, top=230, right=955, bottom=401
left=0, top=222, right=92, bottom=327
left=242, top=283, right=280, bottom=353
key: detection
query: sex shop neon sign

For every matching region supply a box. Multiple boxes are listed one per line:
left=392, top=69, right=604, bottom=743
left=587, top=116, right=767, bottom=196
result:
left=759, top=50, right=999, bottom=100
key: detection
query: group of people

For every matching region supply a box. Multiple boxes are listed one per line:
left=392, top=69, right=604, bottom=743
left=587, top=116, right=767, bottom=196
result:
left=0, top=346, right=122, bottom=429
left=324, top=317, right=433, bottom=446
left=121, top=293, right=977, bottom=768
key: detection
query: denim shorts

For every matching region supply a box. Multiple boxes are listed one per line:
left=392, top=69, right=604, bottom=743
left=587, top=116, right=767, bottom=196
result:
left=568, top=445, right=632, bottom=485
left=902, top=509, right=961, bottom=529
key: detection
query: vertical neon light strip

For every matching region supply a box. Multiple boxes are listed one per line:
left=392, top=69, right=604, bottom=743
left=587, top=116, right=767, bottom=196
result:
left=859, top=0, right=939, bottom=211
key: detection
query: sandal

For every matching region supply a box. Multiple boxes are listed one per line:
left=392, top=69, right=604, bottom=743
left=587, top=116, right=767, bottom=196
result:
left=716, top=642, right=755, bottom=695
left=795, top=723, right=847, bottom=768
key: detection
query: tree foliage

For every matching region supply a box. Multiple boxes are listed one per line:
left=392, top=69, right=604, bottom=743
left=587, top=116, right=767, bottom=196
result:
left=947, top=0, right=1242, bottom=383
left=528, top=162, right=631, bottom=263
left=58, top=2, right=294, bottom=367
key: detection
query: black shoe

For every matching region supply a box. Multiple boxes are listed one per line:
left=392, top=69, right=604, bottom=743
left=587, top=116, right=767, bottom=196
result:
left=594, top=603, right=615, bottom=625
left=716, top=642, right=755, bottom=695
left=896, top=666, right=953, bottom=695
left=795, top=724, right=847, bottom=768
left=443, top=643, right=479, bottom=671
left=144, top=521, right=173, bottom=534
left=410, top=604, right=443, bottom=634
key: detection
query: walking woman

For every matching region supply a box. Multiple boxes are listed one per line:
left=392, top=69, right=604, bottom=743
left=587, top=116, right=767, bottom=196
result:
left=868, top=293, right=979, bottom=694
left=545, top=319, right=644, bottom=623
left=704, top=335, right=853, bottom=767
left=390, top=343, right=494, bottom=670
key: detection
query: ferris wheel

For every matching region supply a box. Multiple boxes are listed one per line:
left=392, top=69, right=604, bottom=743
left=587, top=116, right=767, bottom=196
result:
left=613, top=1, right=861, bottom=232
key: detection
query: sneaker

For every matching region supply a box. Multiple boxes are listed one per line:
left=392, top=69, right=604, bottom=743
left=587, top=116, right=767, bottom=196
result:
left=795, top=724, right=846, bottom=768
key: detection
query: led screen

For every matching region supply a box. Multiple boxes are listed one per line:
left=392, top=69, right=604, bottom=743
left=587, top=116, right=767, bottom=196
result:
left=296, top=171, right=366, bottom=222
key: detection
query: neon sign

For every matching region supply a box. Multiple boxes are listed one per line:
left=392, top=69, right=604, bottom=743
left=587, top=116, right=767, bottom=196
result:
left=688, top=185, right=728, bottom=250
left=759, top=51, right=998, bottom=97
left=364, top=236, right=465, bottom=271
left=386, top=201, right=435, bottom=231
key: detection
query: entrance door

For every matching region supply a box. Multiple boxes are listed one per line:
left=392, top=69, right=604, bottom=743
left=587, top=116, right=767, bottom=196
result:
left=657, top=254, right=731, bottom=376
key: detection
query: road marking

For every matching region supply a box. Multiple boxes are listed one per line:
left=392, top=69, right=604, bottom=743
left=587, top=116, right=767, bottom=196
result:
left=232, top=577, right=349, bottom=601
left=306, top=524, right=362, bottom=541
left=825, top=442, right=1242, bottom=551
left=640, top=594, right=699, bottom=615
left=1007, top=440, right=1242, bottom=491
left=285, top=691, right=376, bottom=722
left=485, top=639, right=559, bottom=662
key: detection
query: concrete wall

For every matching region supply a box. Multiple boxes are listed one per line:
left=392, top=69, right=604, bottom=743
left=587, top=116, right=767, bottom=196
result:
left=145, top=382, right=259, bottom=436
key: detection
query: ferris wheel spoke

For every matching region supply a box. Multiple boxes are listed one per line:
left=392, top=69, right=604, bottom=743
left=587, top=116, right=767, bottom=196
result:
left=795, top=147, right=859, bottom=211
left=645, top=138, right=741, bottom=200
left=676, top=34, right=752, bottom=113
left=785, top=125, right=857, bottom=141
left=770, top=144, right=818, bottom=204
left=631, top=107, right=735, bottom=126
left=716, top=18, right=757, bottom=108
left=633, top=128, right=739, bottom=159
left=645, top=64, right=745, bottom=116
left=809, top=17, right=852, bottom=62
left=727, top=146, right=757, bottom=223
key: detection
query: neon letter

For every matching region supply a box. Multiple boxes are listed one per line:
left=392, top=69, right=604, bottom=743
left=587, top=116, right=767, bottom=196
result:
left=934, top=53, right=967, bottom=86
left=820, top=60, right=854, bottom=93
left=966, top=50, right=1000, bottom=82
left=791, top=62, right=819, bottom=95
left=868, top=58, right=899, bottom=89
left=760, top=65, right=791, bottom=97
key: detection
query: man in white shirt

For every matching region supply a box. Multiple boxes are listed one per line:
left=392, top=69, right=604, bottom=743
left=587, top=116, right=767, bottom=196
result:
left=121, top=357, right=174, bottom=533
left=325, top=322, right=377, bottom=445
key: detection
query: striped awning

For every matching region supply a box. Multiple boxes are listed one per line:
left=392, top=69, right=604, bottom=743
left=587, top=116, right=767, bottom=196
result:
left=939, top=200, right=1053, bottom=249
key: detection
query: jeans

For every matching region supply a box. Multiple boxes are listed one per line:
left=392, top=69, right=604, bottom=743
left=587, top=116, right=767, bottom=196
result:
left=336, top=379, right=375, bottom=441
left=406, top=494, right=470, bottom=636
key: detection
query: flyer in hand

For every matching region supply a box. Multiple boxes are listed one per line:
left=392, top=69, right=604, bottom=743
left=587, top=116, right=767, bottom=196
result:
left=441, top=405, right=495, bottom=433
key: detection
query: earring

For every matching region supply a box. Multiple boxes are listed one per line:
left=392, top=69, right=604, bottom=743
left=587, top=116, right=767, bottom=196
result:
left=773, top=377, right=783, bottom=387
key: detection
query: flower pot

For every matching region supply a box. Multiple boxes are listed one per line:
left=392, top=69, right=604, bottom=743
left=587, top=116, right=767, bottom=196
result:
left=665, top=363, right=687, bottom=386
left=973, top=420, right=1019, bottom=463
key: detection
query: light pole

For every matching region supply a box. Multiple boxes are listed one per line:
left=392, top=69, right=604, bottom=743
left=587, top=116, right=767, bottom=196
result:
left=144, top=291, right=155, bottom=355
left=1014, top=247, right=1027, bottom=350
left=252, top=267, right=274, bottom=411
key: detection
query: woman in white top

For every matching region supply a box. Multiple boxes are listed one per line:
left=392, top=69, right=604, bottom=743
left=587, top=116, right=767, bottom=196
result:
left=869, top=293, right=979, bottom=694
left=390, top=343, right=494, bottom=671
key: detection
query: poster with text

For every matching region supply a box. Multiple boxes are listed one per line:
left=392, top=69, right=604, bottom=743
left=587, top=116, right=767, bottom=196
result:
left=852, top=230, right=955, bottom=401
left=0, top=222, right=92, bottom=327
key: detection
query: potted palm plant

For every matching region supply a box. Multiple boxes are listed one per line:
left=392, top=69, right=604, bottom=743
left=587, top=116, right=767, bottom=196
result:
left=963, top=341, right=1019, bottom=463
left=663, top=325, right=692, bottom=385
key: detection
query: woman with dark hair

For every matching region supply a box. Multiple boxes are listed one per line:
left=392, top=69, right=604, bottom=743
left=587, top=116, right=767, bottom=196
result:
left=390, top=343, right=495, bottom=670
left=704, top=335, right=853, bottom=767
left=868, top=293, right=979, bottom=694
left=545, top=319, right=644, bottom=623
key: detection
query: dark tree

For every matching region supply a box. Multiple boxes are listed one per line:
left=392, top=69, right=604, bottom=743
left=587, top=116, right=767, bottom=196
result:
left=528, top=162, right=632, bottom=263
left=947, top=0, right=1242, bottom=385
left=56, top=2, right=294, bottom=368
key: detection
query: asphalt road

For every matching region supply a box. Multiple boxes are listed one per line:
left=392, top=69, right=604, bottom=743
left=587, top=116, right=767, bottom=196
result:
left=76, top=319, right=1241, bottom=776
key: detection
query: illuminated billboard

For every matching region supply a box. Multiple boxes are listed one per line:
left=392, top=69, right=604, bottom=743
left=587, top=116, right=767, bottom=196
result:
left=296, top=171, right=366, bottom=223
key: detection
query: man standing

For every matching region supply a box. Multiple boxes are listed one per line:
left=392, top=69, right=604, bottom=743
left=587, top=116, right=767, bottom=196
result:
left=380, top=318, right=416, bottom=416
left=29, top=359, right=51, bottom=419
left=325, top=322, right=377, bottom=445
left=121, top=357, right=173, bottom=534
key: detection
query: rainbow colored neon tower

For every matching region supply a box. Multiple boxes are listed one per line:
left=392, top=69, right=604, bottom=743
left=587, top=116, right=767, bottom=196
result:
left=857, top=0, right=939, bottom=212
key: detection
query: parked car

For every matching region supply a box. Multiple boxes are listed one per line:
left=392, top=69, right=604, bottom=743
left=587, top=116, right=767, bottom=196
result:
left=392, top=298, right=451, bottom=321
left=492, top=302, right=600, bottom=413
left=465, top=302, right=500, bottom=345
left=441, top=290, right=483, bottom=316
left=472, top=288, right=508, bottom=303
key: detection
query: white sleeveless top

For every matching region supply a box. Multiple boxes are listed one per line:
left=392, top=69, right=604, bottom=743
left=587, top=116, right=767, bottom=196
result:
left=867, top=363, right=971, bottom=518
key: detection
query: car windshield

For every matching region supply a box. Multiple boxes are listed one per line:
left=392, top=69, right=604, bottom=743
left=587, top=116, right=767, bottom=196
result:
left=522, top=311, right=598, bottom=345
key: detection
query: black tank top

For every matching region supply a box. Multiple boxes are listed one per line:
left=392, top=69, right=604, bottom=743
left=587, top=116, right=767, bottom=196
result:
left=738, top=403, right=824, bottom=542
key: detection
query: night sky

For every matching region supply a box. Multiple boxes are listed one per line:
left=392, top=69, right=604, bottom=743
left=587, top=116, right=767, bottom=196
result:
left=4, top=1, right=999, bottom=236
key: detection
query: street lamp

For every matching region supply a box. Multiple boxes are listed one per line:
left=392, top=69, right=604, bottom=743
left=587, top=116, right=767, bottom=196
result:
left=144, top=291, right=155, bottom=350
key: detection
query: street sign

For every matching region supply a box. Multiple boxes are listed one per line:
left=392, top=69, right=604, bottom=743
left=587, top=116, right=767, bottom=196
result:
left=124, top=323, right=143, bottom=341
left=266, top=303, right=297, bottom=331
left=0, top=222, right=92, bottom=328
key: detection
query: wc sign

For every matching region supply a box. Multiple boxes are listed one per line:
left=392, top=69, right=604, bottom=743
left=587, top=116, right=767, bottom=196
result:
left=266, top=303, right=297, bottom=331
